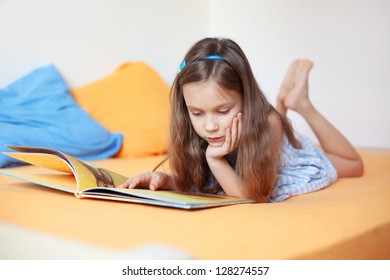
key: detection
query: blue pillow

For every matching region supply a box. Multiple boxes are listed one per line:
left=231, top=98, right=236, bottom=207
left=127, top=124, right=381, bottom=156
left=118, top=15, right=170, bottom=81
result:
left=0, top=65, right=123, bottom=168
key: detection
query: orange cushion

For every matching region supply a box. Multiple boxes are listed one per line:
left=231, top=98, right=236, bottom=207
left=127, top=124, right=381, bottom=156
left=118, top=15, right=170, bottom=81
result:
left=72, top=62, right=170, bottom=158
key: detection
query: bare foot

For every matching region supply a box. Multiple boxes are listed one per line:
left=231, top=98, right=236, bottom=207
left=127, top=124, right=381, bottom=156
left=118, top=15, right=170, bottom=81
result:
left=277, top=59, right=313, bottom=114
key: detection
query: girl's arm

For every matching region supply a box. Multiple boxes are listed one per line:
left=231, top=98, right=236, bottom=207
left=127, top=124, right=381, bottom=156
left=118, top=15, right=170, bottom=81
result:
left=207, top=156, right=243, bottom=197
left=207, top=113, right=283, bottom=199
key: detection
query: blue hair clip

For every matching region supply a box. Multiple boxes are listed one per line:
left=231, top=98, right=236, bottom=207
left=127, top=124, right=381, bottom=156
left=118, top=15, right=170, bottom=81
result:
left=202, top=55, right=224, bottom=61
left=177, top=55, right=224, bottom=74
left=177, top=60, right=186, bottom=73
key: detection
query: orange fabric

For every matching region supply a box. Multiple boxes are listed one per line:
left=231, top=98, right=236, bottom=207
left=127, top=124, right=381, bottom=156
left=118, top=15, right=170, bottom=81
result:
left=72, top=62, right=170, bottom=158
left=0, top=149, right=389, bottom=259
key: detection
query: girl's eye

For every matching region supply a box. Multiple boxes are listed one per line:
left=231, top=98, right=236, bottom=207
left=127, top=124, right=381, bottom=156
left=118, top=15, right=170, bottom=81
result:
left=218, top=110, right=230, bottom=115
left=191, top=111, right=202, bottom=116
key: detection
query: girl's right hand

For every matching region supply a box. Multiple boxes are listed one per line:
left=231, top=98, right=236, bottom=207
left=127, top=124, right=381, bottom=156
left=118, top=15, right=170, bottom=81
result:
left=206, top=112, right=242, bottom=161
left=117, top=172, right=173, bottom=191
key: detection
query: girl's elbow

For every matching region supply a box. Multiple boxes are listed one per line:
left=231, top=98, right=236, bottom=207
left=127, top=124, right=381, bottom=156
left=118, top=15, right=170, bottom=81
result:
left=351, top=157, right=364, bottom=177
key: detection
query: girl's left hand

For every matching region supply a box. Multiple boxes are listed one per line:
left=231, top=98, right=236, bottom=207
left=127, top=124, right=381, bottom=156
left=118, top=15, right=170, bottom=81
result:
left=206, top=112, right=242, bottom=160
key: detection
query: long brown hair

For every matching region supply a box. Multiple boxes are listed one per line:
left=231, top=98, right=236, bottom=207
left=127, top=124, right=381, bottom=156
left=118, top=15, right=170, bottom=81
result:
left=169, top=37, right=299, bottom=202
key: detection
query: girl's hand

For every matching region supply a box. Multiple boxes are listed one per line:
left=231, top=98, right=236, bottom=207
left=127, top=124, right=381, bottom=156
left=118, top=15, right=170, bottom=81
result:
left=117, top=172, right=173, bottom=191
left=206, top=113, right=242, bottom=160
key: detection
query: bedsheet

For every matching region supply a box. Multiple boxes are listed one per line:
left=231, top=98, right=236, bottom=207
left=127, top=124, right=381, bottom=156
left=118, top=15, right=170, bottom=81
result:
left=0, top=149, right=389, bottom=259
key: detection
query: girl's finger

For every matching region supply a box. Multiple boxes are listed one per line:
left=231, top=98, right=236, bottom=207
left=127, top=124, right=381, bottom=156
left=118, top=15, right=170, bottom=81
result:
left=118, top=173, right=152, bottom=189
left=224, top=127, right=232, bottom=152
left=117, top=181, right=128, bottom=188
left=231, top=117, right=238, bottom=149
left=127, top=177, right=141, bottom=189
left=230, top=113, right=242, bottom=150
left=117, top=178, right=136, bottom=188
left=237, top=113, right=242, bottom=144
left=149, top=174, right=162, bottom=191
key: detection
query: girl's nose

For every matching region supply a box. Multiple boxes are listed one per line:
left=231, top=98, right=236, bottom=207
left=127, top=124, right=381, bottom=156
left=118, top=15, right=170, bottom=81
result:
left=205, top=116, right=218, bottom=132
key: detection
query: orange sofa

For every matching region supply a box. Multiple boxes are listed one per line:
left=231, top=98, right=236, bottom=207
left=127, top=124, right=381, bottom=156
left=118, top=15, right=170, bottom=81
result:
left=0, top=148, right=389, bottom=259
left=1, top=63, right=389, bottom=259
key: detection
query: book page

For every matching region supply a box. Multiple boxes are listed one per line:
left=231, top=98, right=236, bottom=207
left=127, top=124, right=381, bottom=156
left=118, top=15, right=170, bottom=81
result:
left=3, top=153, right=72, bottom=173
left=0, top=171, right=76, bottom=193
left=81, top=188, right=254, bottom=209
left=4, top=148, right=129, bottom=193
left=64, top=157, right=129, bottom=192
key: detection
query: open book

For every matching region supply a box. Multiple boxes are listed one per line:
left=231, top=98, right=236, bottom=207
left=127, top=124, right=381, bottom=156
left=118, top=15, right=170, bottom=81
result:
left=0, top=145, right=253, bottom=209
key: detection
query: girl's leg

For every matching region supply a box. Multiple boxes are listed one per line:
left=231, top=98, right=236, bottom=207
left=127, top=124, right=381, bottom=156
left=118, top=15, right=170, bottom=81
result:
left=277, top=60, right=364, bottom=177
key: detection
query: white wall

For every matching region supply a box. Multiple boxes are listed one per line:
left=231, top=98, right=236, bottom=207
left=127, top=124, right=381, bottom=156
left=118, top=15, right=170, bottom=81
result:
left=209, top=0, right=390, bottom=148
left=0, top=0, right=208, bottom=87
left=1, top=0, right=389, bottom=148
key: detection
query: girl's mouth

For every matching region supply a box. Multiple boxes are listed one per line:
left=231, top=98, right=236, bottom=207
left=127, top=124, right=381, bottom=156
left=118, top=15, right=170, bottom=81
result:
left=206, top=136, right=224, bottom=143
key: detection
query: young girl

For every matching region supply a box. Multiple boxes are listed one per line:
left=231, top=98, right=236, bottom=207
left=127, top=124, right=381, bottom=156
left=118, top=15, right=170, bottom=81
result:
left=119, top=37, right=363, bottom=202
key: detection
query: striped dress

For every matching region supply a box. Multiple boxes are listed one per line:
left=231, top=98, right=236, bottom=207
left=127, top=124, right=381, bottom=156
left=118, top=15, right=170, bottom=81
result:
left=270, top=133, right=338, bottom=202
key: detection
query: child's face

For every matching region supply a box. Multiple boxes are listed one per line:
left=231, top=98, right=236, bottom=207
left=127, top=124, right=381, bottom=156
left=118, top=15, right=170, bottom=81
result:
left=183, top=80, right=243, bottom=147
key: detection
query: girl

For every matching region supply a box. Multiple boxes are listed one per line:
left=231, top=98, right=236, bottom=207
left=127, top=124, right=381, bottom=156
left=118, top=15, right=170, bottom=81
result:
left=119, top=37, right=363, bottom=202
